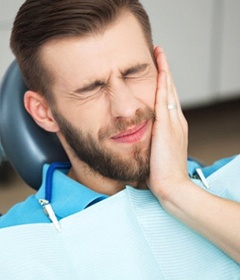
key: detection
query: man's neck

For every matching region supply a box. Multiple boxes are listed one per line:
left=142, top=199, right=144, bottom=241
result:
left=67, top=161, right=147, bottom=196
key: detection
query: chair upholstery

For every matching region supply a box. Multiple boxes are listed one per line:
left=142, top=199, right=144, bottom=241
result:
left=0, top=61, right=69, bottom=190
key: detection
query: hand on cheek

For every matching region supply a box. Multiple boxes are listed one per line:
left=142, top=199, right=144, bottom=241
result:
left=148, top=46, right=189, bottom=201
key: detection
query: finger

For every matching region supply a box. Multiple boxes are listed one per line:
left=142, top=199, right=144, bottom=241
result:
left=154, top=48, right=175, bottom=123
left=168, top=75, right=187, bottom=129
left=155, top=70, right=168, bottom=122
left=154, top=47, right=188, bottom=148
left=155, top=47, right=179, bottom=119
left=155, top=47, right=186, bottom=125
left=167, top=74, right=188, bottom=136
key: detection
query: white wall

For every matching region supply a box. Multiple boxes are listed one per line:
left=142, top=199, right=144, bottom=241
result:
left=141, top=0, right=214, bottom=107
left=219, top=0, right=240, bottom=99
left=1, top=0, right=240, bottom=108
left=141, top=0, right=240, bottom=107
left=0, top=0, right=25, bottom=81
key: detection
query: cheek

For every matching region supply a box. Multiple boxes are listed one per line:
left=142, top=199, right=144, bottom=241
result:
left=131, top=79, right=157, bottom=109
left=81, top=103, right=109, bottom=135
left=147, top=82, right=157, bottom=108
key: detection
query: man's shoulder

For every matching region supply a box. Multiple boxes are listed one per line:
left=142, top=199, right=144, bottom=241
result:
left=188, top=155, right=238, bottom=177
left=0, top=194, right=49, bottom=229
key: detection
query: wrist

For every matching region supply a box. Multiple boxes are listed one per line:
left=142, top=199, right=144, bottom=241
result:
left=153, top=178, right=196, bottom=214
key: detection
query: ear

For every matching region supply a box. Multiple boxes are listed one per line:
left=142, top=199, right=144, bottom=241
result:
left=24, top=90, right=59, bottom=133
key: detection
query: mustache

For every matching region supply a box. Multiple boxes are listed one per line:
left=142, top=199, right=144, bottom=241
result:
left=98, top=107, right=155, bottom=141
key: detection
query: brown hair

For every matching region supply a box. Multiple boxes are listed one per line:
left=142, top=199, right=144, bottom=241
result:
left=10, top=0, right=153, bottom=100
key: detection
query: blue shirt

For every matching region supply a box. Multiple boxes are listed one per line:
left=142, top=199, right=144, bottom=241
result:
left=0, top=164, right=107, bottom=228
left=0, top=156, right=235, bottom=228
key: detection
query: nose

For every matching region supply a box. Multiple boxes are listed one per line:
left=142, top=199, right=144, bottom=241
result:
left=109, top=79, right=142, bottom=119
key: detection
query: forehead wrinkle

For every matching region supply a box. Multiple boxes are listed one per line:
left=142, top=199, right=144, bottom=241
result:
left=94, top=61, right=149, bottom=80
left=71, top=60, right=151, bottom=95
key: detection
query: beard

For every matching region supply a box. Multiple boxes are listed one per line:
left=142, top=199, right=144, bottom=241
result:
left=52, top=107, right=155, bottom=184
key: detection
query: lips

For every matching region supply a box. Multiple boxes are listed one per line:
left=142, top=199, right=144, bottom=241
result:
left=111, top=121, right=148, bottom=143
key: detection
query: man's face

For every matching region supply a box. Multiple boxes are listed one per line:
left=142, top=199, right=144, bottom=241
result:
left=42, top=13, right=158, bottom=185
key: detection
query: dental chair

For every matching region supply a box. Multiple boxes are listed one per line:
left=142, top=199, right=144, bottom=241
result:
left=0, top=61, right=69, bottom=190
left=0, top=61, right=205, bottom=192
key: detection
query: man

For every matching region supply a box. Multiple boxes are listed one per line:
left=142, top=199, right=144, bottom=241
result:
left=0, top=0, right=239, bottom=278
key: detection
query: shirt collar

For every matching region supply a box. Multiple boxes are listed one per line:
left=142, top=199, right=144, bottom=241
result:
left=36, top=164, right=107, bottom=219
left=35, top=159, right=204, bottom=220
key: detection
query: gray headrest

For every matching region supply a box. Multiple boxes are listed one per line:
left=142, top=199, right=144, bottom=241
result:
left=0, top=61, right=69, bottom=190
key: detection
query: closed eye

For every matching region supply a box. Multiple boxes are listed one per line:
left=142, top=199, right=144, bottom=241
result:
left=67, top=80, right=106, bottom=101
left=74, top=80, right=106, bottom=94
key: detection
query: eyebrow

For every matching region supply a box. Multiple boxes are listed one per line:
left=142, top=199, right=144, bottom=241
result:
left=121, top=63, right=149, bottom=76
